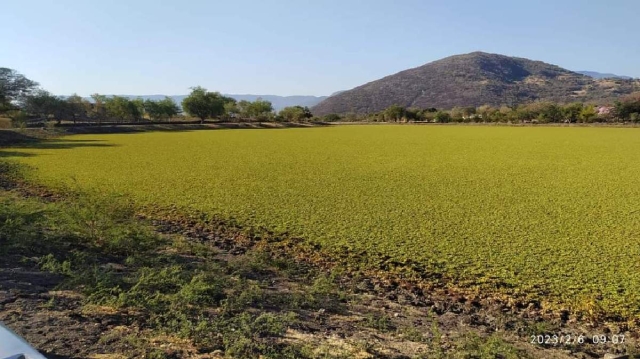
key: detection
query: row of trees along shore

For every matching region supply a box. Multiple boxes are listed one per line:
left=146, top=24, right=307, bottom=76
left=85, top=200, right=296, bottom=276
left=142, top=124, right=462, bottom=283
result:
left=2, top=67, right=640, bottom=127
left=340, top=99, right=640, bottom=124
left=0, top=68, right=313, bottom=126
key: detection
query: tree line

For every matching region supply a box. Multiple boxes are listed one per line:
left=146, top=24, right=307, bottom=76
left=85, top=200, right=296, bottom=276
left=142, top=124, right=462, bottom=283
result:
left=0, top=68, right=183, bottom=125
left=2, top=66, right=639, bottom=126
left=0, top=68, right=315, bottom=126
left=324, top=98, right=640, bottom=124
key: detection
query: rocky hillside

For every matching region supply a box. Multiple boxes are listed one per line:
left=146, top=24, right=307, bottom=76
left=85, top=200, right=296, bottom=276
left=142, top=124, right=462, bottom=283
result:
left=312, top=52, right=640, bottom=115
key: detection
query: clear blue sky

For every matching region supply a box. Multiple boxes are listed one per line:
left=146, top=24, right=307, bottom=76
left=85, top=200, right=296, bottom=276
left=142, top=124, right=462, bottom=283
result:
left=3, top=0, right=639, bottom=96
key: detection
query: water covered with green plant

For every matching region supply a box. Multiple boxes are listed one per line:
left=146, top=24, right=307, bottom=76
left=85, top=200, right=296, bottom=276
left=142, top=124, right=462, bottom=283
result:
left=5, top=125, right=640, bottom=321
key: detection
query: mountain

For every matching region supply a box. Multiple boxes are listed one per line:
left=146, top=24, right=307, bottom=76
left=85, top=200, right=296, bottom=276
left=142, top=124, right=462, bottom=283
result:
left=312, top=52, right=640, bottom=115
left=89, top=94, right=328, bottom=111
left=576, top=71, right=633, bottom=80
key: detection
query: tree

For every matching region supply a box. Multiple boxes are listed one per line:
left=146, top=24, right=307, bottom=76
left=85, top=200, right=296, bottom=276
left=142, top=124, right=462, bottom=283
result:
left=450, top=107, right=465, bottom=122
left=237, top=99, right=274, bottom=122
left=131, top=98, right=145, bottom=122
left=405, top=107, right=421, bottom=121
left=516, top=104, right=536, bottom=122
left=249, top=99, right=274, bottom=121
left=181, top=86, right=225, bottom=123
left=90, top=94, right=108, bottom=124
left=562, top=103, right=583, bottom=123
left=66, top=94, right=90, bottom=124
left=536, top=102, right=563, bottom=123
left=279, top=106, right=312, bottom=122
left=50, top=97, right=73, bottom=124
left=22, top=90, right=75, bottom=125
left=104, top=96, right=141, bottom=122
left=614, top=94, right=640, bottom=121
left=322, top=114, right=341, bottom=122
left=462, top=107, right=476, bottom=117
left=434, top=111, right=451, bottom=123
left=144, top=97, right=180, bottom=121
left=159, top=97, right=180, bottom=120
left=579, top=105, right=598, bottom=123
left=477, top=105, right=495, bottom=122
left=23, top=90, right=58, bottom=121
left=0, top=68, right=39, bottom=110
left=143, top=99, right=162, bottom=120
left=223, top=100, right=239, bottom=121
left=382, top=105, right=406, bottom=122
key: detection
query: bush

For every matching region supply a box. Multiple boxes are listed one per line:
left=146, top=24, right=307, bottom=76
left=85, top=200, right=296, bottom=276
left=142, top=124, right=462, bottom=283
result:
left=434, top=111, right=451, bottom=123
left=6, top=110, right=27, bottom=128
left=322, top=113, right=342, bottom=122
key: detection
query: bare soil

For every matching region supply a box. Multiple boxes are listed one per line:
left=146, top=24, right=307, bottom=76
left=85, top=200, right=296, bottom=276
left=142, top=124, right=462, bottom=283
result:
left=0, top=207, right=636, bottom=358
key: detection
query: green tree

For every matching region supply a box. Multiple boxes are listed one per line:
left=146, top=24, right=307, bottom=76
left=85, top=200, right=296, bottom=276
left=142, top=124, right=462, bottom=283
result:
left=537, top=102, right=563, bottom=123
left=143, top=99, right=162, bottom=120
left=144, top=97, right=180, bottom=121
left=50, top=97, right=73, bottom=124
left=322, top=113, right=341, bottom=122
left=562, top=103, right=583, bottom=123
left=90, top=94, right=108, bottom=125
left=23, top=90, right=59, bottom=121
left=614, top=94, right=640, bottom=121
left=279, top=106, right=312, bottom=122
left=434, top=111, right=451, bottom=123
left=104, top=96, right=141, bottom=122
left=405, top=107, right=421, bottom=121
left=220, top=95, right=237, bottom=121
left=0, top=67, right=39, bottom=111
left=159, top=97, right=180, bottom=120
left=223, top=100, right=239, bottom=121
left=382, top=105, right=406, bottom=122
left=579, top=105, right=598, bottom=123
left=131, top=98, right=145, bottom=121
left=237, top=99, right=274, bottom=122
left=515, top=104, right=537, bottom=122
left=66, top=94, right=90, bottom=124
left=181, top=87, right=226, bottom=123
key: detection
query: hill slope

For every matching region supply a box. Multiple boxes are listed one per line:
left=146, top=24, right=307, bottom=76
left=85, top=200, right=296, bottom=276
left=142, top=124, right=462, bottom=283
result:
left=312, top=52, right=640, bottom=115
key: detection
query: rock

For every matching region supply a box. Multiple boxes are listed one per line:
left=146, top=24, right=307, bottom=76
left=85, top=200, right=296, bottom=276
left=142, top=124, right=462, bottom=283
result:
left=603, top=354, right=629, bottom=359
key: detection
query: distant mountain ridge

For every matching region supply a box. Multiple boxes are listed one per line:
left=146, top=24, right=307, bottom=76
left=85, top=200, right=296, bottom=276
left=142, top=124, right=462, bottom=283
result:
left=576, top=71, right=633, bottom=80
left=312, top=52, right=640, bottom=115
left=80, top=94, right=329, bottom=111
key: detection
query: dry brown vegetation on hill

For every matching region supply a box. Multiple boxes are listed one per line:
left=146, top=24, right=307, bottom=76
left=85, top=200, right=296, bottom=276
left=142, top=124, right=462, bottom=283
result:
left=312, top=52, right=640, bottom=115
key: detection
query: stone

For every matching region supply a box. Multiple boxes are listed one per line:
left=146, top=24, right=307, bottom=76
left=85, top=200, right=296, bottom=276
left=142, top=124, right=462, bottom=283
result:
left=603, top=354, right=629, bottom=359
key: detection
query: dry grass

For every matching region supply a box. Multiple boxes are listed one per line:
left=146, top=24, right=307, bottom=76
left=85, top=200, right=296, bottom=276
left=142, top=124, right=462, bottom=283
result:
left=0, top=117, right=12, bottom=129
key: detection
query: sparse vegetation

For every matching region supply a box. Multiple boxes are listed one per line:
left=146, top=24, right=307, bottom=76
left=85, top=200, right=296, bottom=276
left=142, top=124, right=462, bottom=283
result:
left=311, top=52, right=640, bottom=115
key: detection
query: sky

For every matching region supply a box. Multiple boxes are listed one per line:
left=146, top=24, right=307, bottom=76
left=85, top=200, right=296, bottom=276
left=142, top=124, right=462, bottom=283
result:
left=2, top=0, right=639, bottom=97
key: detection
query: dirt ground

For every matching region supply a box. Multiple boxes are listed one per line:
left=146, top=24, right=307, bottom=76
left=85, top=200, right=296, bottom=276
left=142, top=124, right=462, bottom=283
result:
left=1, top=216, right=636, bottom=359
